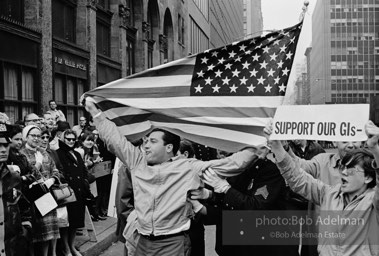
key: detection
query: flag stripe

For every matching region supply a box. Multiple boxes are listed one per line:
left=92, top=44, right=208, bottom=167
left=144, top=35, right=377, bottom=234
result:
left=90, top=87, right=190, bottom=98
left=124, top=64, right=195, bottom=78
left=96, top=96, right=285, bottom=109
left=127, top=56, right=196, bottom=78
left=90, top=75, right=193, bottom=90
left=100, top=104, right=277, bottom=119
left=113, top=120, right=267, bottom=152
left=109, top=113, right=266, bottom=135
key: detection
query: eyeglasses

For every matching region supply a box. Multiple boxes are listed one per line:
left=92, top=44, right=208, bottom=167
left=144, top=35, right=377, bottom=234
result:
left=26, top=119, right=41, bottom=123
left=80, top=119, right=86, bottom=122
left=65, top=138, right=76, bottom=142
left=41, top=135, right=50, bottom=140
left=338, top=165, right=364, bottom=176
left=28, top=134, right=41, bottom=139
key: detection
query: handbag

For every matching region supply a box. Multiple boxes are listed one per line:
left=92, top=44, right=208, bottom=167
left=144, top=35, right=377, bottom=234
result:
left=51, top=182, right=72, bottom=201
left=57, top=187, right=77, bottom=206
left=49, top=177, right=77, bottom=206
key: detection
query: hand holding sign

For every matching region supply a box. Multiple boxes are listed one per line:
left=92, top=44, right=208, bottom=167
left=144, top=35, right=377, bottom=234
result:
left=263, top=119, right=287, bottom=162
left=365, top=121, right=379, bottom=149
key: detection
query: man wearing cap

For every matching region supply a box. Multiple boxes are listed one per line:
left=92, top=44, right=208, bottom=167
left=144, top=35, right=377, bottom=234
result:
left=0, top=122, right=26, bottom=255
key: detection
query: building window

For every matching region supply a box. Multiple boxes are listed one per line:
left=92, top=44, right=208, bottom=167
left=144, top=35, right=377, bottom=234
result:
left=0, top=0, right=24, bottom=23
left=54, top=74, right=86, bottom=126
left=126, top=36, right=135, bottom=75
left=147, top=13, right=153, bottom=68
left=52, top=0, right=76, bottom=43
left=178, top=14, right=185, bottom=45
left=96, top=8, right=111, bottom=57
left=96, top=20, right=111, bottom=56
left=0, top=62, right=38, bottom=123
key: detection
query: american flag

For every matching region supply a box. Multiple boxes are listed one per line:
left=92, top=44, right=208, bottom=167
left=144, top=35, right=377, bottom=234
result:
left=84, top=22, right=303, bottom=152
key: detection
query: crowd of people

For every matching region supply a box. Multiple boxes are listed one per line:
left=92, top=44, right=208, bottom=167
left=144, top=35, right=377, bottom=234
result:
left=0, top=97, right=378, bottom=256
left=0, top=100, right=114, bottom=256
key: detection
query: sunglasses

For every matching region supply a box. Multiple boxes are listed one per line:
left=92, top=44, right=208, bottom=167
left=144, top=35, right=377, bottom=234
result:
left=338, top=165, right=364, bottom=176
left=65, top=138, right=76, bottom=142
left=41, top=135, right=50, bottom=140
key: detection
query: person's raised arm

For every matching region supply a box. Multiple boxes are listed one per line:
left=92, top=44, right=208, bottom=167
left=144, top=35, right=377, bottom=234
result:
left=84, top=97, right=143, bottom=170
left=364, top=120, right=379, bottom=214
left=263, top=120, right=327, bottom=205
left=194, top=148, right=258, bottom=177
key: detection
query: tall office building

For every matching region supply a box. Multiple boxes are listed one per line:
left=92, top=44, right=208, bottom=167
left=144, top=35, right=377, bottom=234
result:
left=188, top=0, right=244, bottom=54
left=310, top=0, right=379, bottom=104
left=243, top=0, right=263, bottom=38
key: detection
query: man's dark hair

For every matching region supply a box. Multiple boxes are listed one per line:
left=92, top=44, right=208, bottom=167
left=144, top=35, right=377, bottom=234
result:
left=49, top=100, right=56, bottom=105
left=148, top=128, right=180, bottom=155
left=341, top=149, right=376, bottom=188
left=179, top=139, right=195, bottom=158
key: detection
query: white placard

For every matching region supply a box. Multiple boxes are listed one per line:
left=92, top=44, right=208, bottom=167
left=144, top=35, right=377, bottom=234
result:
left=34, top=193, right=58, bottom=216
left=270, top=104, right=369, bottom=141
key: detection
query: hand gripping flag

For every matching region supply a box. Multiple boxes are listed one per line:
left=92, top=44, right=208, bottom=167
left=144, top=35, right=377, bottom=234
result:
left=83, top=22, right=303, bottom=152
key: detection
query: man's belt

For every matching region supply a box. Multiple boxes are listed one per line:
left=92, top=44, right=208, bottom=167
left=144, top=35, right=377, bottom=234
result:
left=141, top=231, right=187, bottom=241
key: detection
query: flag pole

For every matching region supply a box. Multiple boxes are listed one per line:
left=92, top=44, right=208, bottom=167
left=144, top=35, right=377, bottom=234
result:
left=299, top=0, right=310, bottom=22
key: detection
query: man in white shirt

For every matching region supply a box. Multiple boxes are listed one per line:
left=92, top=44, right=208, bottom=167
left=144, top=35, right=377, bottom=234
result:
left=47, top=100, right=66, bottom=122
left=72, top=117, right=87, bottom=137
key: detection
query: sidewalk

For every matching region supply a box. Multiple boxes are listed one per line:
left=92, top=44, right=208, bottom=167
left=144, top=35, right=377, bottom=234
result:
left=76, top=216, right=118, bottom=256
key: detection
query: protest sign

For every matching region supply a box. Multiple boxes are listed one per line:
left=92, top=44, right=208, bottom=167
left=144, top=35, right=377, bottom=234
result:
left=270, top=104, right=369, bottom=141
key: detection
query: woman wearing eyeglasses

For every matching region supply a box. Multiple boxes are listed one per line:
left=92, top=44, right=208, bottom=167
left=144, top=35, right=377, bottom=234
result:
left=264, top=121, right=379, bottom=256
left=56, top=130, right=88, bottom=256
left=20, top=125, right=61, bottom=256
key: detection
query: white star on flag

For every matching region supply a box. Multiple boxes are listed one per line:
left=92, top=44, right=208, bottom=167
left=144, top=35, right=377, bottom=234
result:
left=282, top=67, right=290, bottom=76
left=229, top=84, right=238, bottom=93
left=265, top=84, right=272, bottom=92
left=232, top=69, right=241, bottom=77
left=257, top=76, right=265, bottom=85
left=204, top=77, right=213, bottom=85
left=247, top=84, right=256, bottom=92
left=259, top=60, right=268, bottom=69
left=279, top=84, right=287, bottom=92
left=240, top=76, right=248, bottom=85
left=195, top=85, right=203, bottom=93
left=212, top=84, right=221, bottom=93
left=222, top=76, right=231, bottom=85
left=215, top=70, right=222, bottom=77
